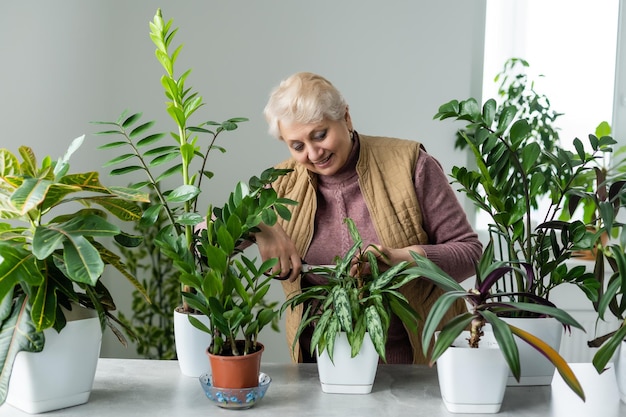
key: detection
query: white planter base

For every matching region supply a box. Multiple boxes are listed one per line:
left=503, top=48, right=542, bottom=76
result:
left=320, top=382, right=373, bottom=395
left=436, top=331, right=508, bottom=414
left=316, top=332, right=379, bottom=394
left=173, top=310, right=212, bottom=377
left=502, top=317, right=562, bottom=386
left=6, top=308, right=102, bottom=414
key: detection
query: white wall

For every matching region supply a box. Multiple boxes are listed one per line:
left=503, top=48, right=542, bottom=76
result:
left=0, top=1, right=486, bottom=362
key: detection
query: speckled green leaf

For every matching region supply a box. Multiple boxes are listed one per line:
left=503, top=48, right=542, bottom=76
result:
left=365, top=305, right=385, bottom=361
left=332, top=287, right=352, bottom=333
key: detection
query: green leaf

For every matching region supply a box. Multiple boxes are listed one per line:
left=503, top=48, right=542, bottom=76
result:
left=140, top=204, right=163, bottom=228
left=122, top=112, right=143, bottom=128
left=509, top=323, right=585, bottom=401
left=520, top=142, right=541, bottom=173
left=0, top=246, right=43, bottom=302
left=483, top=311, right=520, bottom=380
left=365, top=305, right=385, bottom=360
left=97, top=141, right=129, bottom=150
left=496, top=106, right=517, bottom=134
left=110, top=165, right=144, bottom=176
left=10, top=178, right=53, bottom=215
left=31, top=277, right=57, bottom=331
left=102, top=153, right=135, bottom=167
left=482, top=99, right=497, bottom=126
left=129, top=121, right=155, bottom=139
left=510, top=119, right=531, bottom=148
left=332, top=287, right=352, bottom=333
left=136, top=133, right=166, bottom=147
left=421, top=291, right=468, bottom=355
left=61, top=235, right=105, bottom=285
left=592, top=324, right=626, bottom=372
left=429, top=313, right=474, bottom=363
left=0, top=295, right=45, bottom=404
left=166, top=185, right=200, bottom=203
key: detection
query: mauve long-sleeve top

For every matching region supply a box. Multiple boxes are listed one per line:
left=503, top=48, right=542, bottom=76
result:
left=304, top=135, right=480, bottom=280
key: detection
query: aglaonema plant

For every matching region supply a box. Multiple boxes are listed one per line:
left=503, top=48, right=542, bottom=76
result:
left=92, top=9, right=248, bottom=313
left=407, top=241, right=586, bottom=401
left=281, top=218, right=421, bottom=363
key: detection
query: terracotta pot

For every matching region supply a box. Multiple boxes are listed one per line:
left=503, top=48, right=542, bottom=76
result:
left=207, top=342, right=264, bottom=389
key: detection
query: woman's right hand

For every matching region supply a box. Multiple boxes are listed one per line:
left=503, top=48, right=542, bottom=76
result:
left=254, top=222, right=302, bottom=282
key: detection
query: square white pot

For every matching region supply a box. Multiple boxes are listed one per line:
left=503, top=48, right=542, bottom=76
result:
left=436, top=331, right=508, bottom=413
left=316, top=332, right=379, bottom=394
left=501, top=317, right=562, bottom=386
left=6, top=308, right=102, bottom=414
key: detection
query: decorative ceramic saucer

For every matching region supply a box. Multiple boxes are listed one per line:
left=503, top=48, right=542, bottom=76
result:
left=198, top=372, right=271, bottom=409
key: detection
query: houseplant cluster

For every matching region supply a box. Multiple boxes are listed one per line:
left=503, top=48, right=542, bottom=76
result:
left=4, top=7, right=626, bottom=414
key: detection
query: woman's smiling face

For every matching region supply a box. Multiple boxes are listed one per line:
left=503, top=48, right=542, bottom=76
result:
left=279, top=111, right=353, bottom=176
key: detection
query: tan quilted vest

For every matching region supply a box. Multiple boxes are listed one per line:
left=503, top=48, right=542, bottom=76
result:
left=273, top=134, right=466, bottom=364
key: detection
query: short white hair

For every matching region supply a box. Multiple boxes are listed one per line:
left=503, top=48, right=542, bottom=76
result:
left=263, top=72, right=347, bottom=139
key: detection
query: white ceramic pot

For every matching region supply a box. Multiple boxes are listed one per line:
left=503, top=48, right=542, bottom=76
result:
left=436, top=331, right=509, bottom=414
left=316, top=332, right=379, bottom=394
left=6, top=306, right=102, bottom=414
left=173, top=309, right=212, bottom=377
left=551, top=362, right=621, bottom=416
left=502, top=316, right=562, bottom=385
left=615, top=340, right=626, bottom=403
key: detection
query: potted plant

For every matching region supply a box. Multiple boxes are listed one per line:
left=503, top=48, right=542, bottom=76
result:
left=280, top=218, right=421, bottom=394
left=579, top=152, right=626, bottom=402
left=408, top=242, right=586, bottom=413
left=434, top=95, right=610, bottom=384
left=558, top=121, right=626, bottom=260
left=93, top=9, right=249, bottom=376
left=587, top=235, right=626, bottom=403
left=173, top=167, right=294, bottom=390
left=0, top=135, right=149, bottom=413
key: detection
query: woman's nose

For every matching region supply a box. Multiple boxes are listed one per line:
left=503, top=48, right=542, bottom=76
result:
left=307, top=144, right=323, bottom=161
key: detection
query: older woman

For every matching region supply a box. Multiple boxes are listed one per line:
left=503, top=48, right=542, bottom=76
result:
left=255, top=72, right=482, bottom=364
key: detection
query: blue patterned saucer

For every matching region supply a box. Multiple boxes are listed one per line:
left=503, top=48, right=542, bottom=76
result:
left=199, top=372, right=271, bottom=409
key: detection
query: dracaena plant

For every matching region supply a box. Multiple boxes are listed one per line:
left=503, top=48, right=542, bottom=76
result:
left=172, top=168, right=296, bottom=356
left=92, top=9, right=248, bottom=313
left=434, top=97, right=612, bottom=305
left=281, top=218, right=421, bottom=363
left=407, top=241, right=586, bottom=401
left=0, top=135, right=149, bottom=404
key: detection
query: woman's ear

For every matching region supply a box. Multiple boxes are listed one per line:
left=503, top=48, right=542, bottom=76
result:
left=345, top=107, right=353, bottom=131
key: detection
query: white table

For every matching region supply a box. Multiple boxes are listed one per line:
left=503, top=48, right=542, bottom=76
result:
left=0, top=359, right=623, bottom=416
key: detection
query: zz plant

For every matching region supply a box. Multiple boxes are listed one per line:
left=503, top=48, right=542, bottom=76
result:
left=93, top=9, right=248, bottom=314
left=281, top=218, right=421, bottom=363
left=176, top=168, right=296, bottom=356
left=434, top=97, right=611, bottom=304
